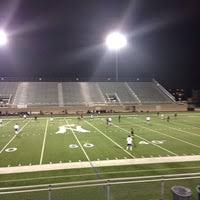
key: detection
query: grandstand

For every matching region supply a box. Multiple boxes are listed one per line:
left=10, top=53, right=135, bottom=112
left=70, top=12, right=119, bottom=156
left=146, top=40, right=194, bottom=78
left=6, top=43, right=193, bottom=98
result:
left=0, top=79, right=186, bottom=114
left=13, top=82, right=59, bottom=107
left=0, top=79, right=176, bottom=107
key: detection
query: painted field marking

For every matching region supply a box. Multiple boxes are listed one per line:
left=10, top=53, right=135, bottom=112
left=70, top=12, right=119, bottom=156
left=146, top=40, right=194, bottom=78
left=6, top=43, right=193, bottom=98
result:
left=64, top=119, right=90, bottom=161
left=134, top=118, right=200, bottom=149
left=1, top=120, right=12, bottom=128
left=1, top=164, right=200, bottom=183
left=113, top=124, right=177, bottom=156
left=85, top=120, right=135, bottom=158
left=0, top=120, right=31, bottom=154
left=172, top=119, right=200, bottom=130
left=154, top=120, right=200, bottom=138
left=39, top=119, right=49, bottom=165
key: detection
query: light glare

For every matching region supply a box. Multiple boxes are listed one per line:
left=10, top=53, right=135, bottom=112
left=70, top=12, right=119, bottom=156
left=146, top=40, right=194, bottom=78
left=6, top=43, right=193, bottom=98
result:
left=0, top=30, right=8, bottom=46
left=106, top=32, right=127, bottom=50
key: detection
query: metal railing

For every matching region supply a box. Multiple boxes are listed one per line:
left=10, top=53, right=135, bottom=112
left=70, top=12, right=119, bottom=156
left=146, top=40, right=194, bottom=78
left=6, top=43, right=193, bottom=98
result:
left=0, top=172, right=200, bottom=200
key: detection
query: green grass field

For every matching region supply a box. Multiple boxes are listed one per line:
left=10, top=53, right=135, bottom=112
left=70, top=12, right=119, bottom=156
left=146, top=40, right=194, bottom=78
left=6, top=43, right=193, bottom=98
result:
left=0, top=112, right=200, bottom=200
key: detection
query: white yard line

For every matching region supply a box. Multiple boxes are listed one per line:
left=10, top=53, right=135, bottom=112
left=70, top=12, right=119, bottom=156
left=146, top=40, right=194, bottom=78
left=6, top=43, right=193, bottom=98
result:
left=64, top=118, right=90, bottom=161
left=169, top=125, right=200, bottom=137
left=1, top=155, right=200, bottom=174
left=85, top=120, right=135, bottom=158
left=39, top=119, right=49, bottom=165
left=154, top=120, right=200, bottom=138
left=178, top=120, right=200, bottom=129
left=1, top=120, right=12, bottom=127
left=134, top=118, right=200, bottom=149
left=0, top=136, right=17, bottom=154
left=1, top=165, right=200, bottom=183
left=113, top=124, right=177, bottom=156
left=0, top=120, right=31, bottom=154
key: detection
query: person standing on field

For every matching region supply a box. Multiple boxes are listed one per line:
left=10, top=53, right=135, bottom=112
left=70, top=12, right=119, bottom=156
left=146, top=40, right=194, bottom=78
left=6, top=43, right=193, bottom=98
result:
left=14, top=123, right=20, bottom=134
left=126, top=135, right=133, bottom=151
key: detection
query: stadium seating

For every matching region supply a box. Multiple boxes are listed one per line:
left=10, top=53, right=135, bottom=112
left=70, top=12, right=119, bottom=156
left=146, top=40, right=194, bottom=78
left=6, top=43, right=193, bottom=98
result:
left=62, top=82, right=106, bottom=105
left=0, top=82, right=18, bottom=96
left=13, top=82, right=58, bottom=106
left=62, top=82, right=85, bottom=105
left=79, top=82, right=106, bottom=104
left=98, top=82, right=139, bottom=103
left=128, top=82, right=172, bottom=103
left=0, top=80, right=174, bottom=106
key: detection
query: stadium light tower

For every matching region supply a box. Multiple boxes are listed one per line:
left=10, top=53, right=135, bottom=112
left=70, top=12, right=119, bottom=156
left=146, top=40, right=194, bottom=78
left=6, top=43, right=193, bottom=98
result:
left=106, top=32, right=127, bottom=81
left=0, top=29, right=8, bottom=46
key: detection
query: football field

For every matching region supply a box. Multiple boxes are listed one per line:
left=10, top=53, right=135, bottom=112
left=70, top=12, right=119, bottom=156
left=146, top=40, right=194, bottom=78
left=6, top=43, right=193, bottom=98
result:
left=1, top=112, right=200, bottom=200
left=1, top=112, right=200, bottom=168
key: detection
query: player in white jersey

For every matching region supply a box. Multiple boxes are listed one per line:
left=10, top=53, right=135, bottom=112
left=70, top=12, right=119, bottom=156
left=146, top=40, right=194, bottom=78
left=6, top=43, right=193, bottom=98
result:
left=161, top=114, right=164, bottom=120
left=108, top=117, right=112, bottom=126
left=23, top=114, right=27, bottom=119
left=146, top=116, right=151, bottom=124
left=14, top=124, right=20, bottom=134
left=126, top=135, right=133, bottom=151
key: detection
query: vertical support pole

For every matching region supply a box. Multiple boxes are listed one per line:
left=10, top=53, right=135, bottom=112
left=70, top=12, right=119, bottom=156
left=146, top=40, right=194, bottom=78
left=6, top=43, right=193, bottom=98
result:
left=48, top=185, right=52, bottom=200
left=115, top=50, right=119, bottom=82
left=106, top=180, right=110, bottom=200
left=160, top=179, right=165, bottom=200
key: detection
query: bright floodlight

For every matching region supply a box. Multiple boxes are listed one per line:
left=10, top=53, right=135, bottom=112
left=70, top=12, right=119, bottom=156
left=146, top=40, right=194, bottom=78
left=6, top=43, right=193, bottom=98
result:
left=0, top=30, right=8, bottom=46
left=106, top=32, right=127, bottom=50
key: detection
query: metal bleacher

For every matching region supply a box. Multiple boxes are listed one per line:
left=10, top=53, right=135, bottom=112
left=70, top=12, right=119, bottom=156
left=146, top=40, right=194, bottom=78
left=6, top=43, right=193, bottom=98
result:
left=128, top=82, right=172, bottom=103
left=62, top=82, right=85, bottom=105
left=13, top=82, right=58, bottom=106
left=98, top=82, right=139, bottom=104
left=0, top=82, right=18, bottom=97
left=0, top=80, right=174, bottom=107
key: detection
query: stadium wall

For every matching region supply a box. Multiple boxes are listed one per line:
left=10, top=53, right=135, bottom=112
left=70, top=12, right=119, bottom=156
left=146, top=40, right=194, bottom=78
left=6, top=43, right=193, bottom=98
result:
left=0, top=103, right=187, bottom=115
left=135, top=103, right=187, bottom=112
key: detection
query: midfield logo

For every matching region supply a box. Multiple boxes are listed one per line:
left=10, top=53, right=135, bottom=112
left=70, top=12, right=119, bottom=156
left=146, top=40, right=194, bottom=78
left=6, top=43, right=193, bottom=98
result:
left=56, top=124, right=90, bottom=134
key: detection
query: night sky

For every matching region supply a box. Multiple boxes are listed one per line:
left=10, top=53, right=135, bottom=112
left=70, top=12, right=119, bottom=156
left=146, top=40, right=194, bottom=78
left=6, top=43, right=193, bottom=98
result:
left=0, top=0, right=199, bottom=90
